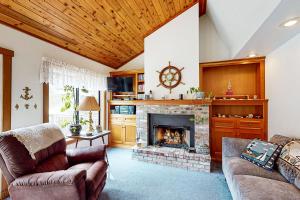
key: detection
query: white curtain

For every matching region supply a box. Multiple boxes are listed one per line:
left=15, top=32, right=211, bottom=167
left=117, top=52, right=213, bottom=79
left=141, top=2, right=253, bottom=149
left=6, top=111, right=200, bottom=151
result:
left=40, top=57, right=107, bottom=91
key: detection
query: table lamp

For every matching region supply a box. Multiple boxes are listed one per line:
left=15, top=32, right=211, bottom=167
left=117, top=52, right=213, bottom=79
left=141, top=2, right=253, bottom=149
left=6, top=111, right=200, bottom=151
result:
left=78, top=96, right=100, bottom=134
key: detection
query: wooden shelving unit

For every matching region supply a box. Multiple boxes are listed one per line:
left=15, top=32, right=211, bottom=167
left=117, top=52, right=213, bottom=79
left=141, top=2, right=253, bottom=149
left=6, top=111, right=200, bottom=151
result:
left=200, top=57, right=268, bottom=161
left=108, top=69, right=144, bottom=148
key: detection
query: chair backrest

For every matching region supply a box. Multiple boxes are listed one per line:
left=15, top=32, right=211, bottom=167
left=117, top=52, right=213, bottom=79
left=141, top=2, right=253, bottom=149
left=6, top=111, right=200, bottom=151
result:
left=0, top=124, right=68, bottom=184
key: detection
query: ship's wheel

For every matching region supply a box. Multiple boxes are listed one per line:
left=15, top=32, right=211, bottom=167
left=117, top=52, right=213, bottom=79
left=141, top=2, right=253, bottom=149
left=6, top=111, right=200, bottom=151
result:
left=156, top=62, right=185, bottom=93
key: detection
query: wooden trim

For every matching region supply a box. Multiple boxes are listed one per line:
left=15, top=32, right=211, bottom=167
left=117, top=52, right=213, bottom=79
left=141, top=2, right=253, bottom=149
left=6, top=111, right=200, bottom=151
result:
left=144, top=1, right=199, bottom=38
left=110, top=68, right=144, bottom=76
left=43, top=83, right=49, bottom=123
left=109, top=99, right=212, bottom=106
left=0, top=47, right=13, bottom=200
left=0, top=47, right=14, bottom=57
left=211, top=99, right=268, bottom=106
left=2, top=54, right=13, bottom=131
left=200, top=56, right=266, bottom=68
left=199, top=0, right=207, bottom=17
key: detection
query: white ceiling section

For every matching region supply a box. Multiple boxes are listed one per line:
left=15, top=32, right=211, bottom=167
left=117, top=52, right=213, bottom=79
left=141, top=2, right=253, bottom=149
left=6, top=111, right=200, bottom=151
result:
left=207, top=0, right=282, bottom=57
left=237, top=0, right=300, bottom=58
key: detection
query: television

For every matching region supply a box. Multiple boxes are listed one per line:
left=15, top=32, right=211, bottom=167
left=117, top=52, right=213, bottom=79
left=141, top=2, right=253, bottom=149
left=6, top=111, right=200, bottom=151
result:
left=107, top=77, right=134, bottom=92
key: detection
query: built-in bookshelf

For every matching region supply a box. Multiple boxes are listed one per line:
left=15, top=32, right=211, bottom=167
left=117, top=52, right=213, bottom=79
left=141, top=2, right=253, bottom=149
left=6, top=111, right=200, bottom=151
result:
left=200, top=57, right=268, bottom=161
left=109, top=69, right=144, bottom=100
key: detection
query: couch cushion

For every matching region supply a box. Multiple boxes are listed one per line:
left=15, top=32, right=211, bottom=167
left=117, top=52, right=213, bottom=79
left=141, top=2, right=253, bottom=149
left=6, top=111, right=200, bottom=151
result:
left=34, top=139, right=66, bottom=164
left=240, top=139, right=282, bottom=170
left=277, top=140, right=300, bottom=189
left=0, top=134, right=35, bottom=178
left=68, top=160, right=107, bottom=194
left=35, top=154, right=69, bottom=173
left=233, top=175, right=300, bottom=200
left=223, top=157, right=287, bottom=184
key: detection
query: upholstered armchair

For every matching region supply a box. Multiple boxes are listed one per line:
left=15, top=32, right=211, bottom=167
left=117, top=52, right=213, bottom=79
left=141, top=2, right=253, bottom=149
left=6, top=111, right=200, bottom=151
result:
left=0, top=124, right=108, bottom=200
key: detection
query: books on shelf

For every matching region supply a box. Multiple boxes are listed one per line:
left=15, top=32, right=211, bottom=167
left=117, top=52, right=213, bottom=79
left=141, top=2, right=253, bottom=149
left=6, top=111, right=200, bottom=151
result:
left=138, top=84, right=144, bottom=93
left=138, top=74, right=144, bottom=81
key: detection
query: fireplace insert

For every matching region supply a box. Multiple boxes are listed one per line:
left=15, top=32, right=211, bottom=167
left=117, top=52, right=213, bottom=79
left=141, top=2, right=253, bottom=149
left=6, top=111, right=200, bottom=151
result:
left=148, top=114, right=195, bottom=148
left=153, top=125, right=190, bottom=148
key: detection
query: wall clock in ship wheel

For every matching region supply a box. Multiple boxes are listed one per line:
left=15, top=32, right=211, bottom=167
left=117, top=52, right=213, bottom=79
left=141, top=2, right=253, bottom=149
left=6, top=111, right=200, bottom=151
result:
left=156, top=62, right=185, bottom=93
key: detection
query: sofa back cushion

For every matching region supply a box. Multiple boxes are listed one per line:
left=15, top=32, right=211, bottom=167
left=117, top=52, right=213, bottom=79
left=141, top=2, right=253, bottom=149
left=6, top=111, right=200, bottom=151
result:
left=0, top=134, right=35, bottom=178
left=35, top=153, right=69, bottom=173
left=277, top=140, right=300, bottom=189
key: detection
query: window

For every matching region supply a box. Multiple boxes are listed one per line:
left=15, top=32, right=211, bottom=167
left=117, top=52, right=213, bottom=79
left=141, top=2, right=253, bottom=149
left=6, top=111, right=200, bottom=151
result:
left=49, top=85, right=100, bottom=133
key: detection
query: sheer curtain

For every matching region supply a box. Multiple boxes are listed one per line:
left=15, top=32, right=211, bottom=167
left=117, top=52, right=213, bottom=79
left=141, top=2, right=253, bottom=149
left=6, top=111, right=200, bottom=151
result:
left=40, top=57, right=107, bottom=131
left=40, top=57, right=107, bottom=91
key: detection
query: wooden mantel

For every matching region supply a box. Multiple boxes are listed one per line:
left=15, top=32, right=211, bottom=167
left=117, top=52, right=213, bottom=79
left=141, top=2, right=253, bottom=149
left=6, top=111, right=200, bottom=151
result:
left=109, top=99, right=212, bottom=106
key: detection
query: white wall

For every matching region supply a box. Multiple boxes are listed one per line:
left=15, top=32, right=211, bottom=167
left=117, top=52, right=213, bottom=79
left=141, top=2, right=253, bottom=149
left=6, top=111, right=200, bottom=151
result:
left=118, top=53, right=144, bottom=70
left=0, top=55, right=2, bottom=131
left=144, top=4, right=199, bottom=99
left=208, top=0, right=281, bottom=57
left=0, top=24, right=112, bottom=129
left=266, top=33, right=300, bottom=138
left=199, top=15, right=230, bottom=63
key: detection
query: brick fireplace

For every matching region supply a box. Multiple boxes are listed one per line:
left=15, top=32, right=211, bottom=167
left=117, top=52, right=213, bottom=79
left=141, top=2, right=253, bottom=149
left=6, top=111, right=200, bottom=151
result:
left=132, top=101, right=211, bottom=172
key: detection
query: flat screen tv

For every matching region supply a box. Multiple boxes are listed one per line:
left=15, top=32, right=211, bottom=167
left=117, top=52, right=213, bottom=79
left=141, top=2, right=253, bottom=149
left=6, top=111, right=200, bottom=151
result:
left=107, top=77, right=134, bottom=92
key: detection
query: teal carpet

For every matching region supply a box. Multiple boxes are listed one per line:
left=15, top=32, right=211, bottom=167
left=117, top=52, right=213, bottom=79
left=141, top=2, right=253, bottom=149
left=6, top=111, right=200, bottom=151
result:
left=100, top=148, right=232, bottom=200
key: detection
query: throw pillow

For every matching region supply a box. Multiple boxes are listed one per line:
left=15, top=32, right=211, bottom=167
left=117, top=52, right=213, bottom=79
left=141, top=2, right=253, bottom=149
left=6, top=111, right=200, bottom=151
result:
left=277, top=140, right=300, bottom=189
left=241, top=139, right=282, bottom=171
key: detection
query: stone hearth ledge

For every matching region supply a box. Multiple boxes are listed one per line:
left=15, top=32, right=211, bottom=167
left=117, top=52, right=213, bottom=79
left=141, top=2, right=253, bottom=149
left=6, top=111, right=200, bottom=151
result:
left=132, top=146, right=211, bottom=172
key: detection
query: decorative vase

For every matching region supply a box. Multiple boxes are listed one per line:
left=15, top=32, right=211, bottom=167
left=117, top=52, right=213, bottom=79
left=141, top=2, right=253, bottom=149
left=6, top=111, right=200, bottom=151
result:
left=195, top=92, right=205, bottom=99
left=69, top=124, right=82, bottom=135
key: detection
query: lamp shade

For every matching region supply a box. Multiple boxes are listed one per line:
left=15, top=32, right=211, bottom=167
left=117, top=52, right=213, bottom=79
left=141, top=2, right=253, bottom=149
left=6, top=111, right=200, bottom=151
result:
left=78, top=96, right=100, bottom=111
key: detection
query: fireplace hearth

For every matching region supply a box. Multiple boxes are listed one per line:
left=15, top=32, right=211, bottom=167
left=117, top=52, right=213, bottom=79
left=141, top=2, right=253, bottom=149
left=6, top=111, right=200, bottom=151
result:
left=133, top=103, right=211, bottom=172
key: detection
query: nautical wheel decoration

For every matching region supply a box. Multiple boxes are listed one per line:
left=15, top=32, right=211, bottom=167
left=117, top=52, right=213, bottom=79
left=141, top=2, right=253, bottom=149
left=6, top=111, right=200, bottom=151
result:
left=156, top=62, right=185, bottom=93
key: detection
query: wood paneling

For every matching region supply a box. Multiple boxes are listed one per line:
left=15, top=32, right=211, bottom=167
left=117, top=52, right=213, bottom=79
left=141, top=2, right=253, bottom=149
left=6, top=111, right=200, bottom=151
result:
left=0, top=0, right=198, bottom=69
left=109, top=99, right=212, bottom=106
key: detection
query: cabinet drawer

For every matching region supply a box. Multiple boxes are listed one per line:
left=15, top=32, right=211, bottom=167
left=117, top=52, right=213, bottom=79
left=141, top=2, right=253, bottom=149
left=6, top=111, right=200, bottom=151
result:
left=212, top=118, right=236, bottom=128
left=238, top=129, right=264, bottom=139
left=124, top=116, right=136, bottom=124
left=238, top=119, right=263, bottom=129
left=110, top=116, right=124, bottom=124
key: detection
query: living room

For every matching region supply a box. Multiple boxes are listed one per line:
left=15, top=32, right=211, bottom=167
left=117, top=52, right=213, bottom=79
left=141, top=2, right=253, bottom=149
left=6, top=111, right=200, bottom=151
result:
left=0, top=0, right=299, bottom=200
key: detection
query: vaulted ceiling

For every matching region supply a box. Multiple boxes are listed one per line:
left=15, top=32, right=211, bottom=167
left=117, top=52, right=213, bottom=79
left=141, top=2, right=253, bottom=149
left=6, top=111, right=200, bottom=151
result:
left=0, top=0, right=205, bottom=69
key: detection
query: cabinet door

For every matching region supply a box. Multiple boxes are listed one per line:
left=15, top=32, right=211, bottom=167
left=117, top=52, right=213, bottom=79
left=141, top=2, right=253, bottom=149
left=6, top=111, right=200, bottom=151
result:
left=123, top=124, right=136, bottom=145
left=110, top=123, right=123, bottom=144
left=211, top=128, right=237, bottom=161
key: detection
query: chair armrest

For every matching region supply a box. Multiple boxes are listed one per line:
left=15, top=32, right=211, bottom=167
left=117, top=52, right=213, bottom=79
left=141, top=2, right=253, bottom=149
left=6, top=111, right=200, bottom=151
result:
left=67, top=145, right=106, bottom=166
left=11, top=169, right=86, bottom=187
left=9, top=170, right=86, bottom=200
left=222, top=137, right=251, bottom=158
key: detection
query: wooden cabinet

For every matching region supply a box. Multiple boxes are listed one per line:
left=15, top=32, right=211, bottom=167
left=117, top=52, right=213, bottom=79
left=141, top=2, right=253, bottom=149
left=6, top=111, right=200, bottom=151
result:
left=109, top=114, right=136, bottom=147
left=211, top=117, right=266, bottom=161
left=200, top=57, right=268, bottom=161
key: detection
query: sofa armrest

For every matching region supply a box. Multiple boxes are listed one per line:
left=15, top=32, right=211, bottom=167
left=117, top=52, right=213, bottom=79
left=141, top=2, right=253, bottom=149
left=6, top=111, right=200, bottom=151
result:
left=9, top=170, right=86, bottom=200
left=67, top=145, right=106, bottom=166
left=222, top=137, right=251, bottom=158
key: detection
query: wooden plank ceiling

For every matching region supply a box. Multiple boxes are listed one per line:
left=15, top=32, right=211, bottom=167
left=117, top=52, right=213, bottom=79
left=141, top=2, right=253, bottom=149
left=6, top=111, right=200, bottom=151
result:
left=0, top=0, right=204, bottom=69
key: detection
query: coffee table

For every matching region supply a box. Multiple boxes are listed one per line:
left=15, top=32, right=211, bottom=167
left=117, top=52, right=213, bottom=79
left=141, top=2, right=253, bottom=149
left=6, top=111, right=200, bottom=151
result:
left=66, top=130, right=111, bottom=148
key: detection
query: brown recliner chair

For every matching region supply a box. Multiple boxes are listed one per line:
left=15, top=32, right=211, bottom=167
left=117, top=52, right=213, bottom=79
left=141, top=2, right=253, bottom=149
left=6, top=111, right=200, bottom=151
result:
left=0, top=124, right=108, bottom=200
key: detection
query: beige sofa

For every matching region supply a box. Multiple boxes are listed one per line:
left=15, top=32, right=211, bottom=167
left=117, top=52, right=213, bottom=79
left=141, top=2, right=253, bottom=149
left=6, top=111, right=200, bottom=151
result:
left=222, top=135, right=300, bottom=200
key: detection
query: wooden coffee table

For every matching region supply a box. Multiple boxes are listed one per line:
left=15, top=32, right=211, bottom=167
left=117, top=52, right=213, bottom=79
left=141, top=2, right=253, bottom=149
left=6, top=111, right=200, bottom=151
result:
left=66, top=130, right=111, bottom=148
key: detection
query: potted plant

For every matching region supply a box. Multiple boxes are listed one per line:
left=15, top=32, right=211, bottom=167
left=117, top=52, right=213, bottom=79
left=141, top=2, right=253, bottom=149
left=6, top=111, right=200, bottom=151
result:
left=60, top=85, right=88, bottom=135
left=187, top=87, right=205, bottom=99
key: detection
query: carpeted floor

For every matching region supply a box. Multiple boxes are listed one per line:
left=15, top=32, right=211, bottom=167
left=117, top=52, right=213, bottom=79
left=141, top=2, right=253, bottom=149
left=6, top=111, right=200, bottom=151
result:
left=100, top=148, right=232, bottom=200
